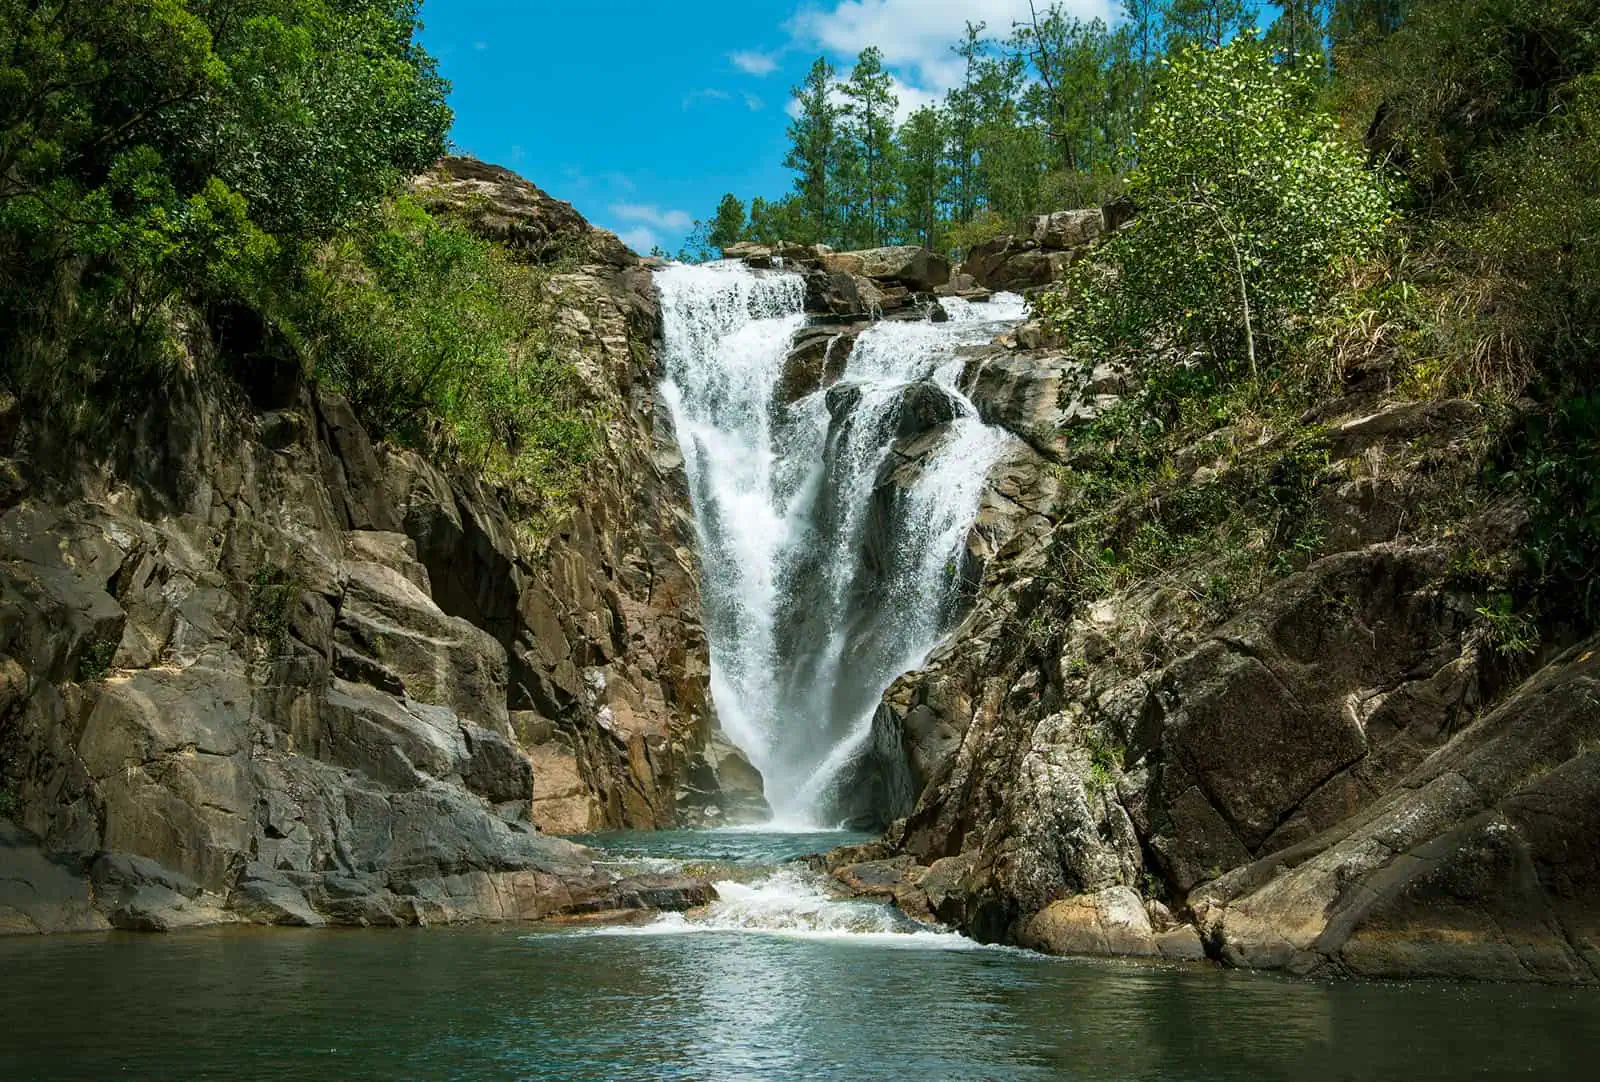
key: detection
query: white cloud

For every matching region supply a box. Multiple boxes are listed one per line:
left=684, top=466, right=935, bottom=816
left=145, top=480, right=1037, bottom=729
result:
left=886, top=74, right=940, bottom=125
left=472, top=40, right=487, bottom=51
left=616, top=226, right=660, bottom=254
left=611, top=203, right=694, bottom=232
left=683, top=88, right=733, bottom=109
left=729, top=49, right=781, bottom=76
left=789, top=0, right=1114, bottom=92
left=743, top=92, right=765, bottom=111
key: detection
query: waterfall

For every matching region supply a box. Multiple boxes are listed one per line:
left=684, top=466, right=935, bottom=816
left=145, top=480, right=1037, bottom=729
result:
left=657, top=261, right=1026, bottom=826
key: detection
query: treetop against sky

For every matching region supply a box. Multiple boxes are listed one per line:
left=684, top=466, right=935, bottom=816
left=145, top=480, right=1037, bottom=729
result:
left=419, top=0, right=1281, bottom=255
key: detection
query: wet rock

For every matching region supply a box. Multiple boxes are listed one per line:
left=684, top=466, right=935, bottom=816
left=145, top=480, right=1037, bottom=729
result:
left=1019, top=887, right=1159, bottom=957
left=895, top=382, right=960, bottom=440
left=777, top=326, right=857, bottom=404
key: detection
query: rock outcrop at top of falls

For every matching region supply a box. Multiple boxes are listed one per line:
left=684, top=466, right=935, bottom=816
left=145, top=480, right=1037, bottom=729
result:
left=0, top=158, right=732, bottom=934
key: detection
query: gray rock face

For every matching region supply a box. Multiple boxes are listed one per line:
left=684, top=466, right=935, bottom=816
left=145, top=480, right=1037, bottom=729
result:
left=0, top=158, right=724, bottom=933
left=840, top=376, right=1600, bottom=981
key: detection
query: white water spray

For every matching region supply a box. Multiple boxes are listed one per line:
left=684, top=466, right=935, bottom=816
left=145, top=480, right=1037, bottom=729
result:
left=657, top=261, right=1025, bottom=825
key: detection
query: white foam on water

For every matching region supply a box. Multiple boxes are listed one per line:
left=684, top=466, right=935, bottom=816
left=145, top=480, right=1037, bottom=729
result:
left=568, top=867, right=994, bottom=950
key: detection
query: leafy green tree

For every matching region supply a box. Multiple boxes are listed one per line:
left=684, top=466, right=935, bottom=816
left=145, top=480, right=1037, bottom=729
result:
left=0, top=0, right=448, bottom=423
left=784, top=57, right=841, bottom=243
left=708, top=193, right=747, bottom=252
left=1043, top=40, right=1392, bottom=378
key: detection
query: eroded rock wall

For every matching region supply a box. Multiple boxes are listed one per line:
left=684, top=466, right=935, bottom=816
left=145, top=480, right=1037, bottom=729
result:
left=0, top=159, right=722, bottom=934
left=833, top=316, right=1600, bottom=983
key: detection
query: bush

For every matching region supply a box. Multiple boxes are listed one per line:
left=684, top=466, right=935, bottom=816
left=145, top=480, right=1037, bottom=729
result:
left=288, top=198, right=596, bottom=501
left=1041, top=39, right=1393, bottom=384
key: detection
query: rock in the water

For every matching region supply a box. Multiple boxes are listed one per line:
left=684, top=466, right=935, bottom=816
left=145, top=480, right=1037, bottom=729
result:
left=1019, top=888, right=1159, bottom=957
left=777, top=327, right=857, bottom=404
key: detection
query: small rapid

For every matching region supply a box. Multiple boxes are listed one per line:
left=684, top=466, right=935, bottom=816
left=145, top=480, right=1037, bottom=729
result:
left=657, top=260, right=1025, bottom=825
left=585, top=868, right=985, bottom=948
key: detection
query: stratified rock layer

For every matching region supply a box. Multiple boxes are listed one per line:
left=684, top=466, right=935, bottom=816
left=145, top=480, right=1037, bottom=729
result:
left=0, top=158, right=727, bottom=933
left=825, top=300, right=1600, bottom=983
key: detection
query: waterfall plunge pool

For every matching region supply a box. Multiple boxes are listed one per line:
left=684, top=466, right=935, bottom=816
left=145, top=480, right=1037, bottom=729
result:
left=2, top=828, right=1592, bottom=1081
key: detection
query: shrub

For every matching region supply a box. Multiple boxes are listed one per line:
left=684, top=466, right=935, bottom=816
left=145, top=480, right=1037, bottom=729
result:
left=1040, top=39, right=1393, bottom=384
left=288, top=198, right=596, bottom=501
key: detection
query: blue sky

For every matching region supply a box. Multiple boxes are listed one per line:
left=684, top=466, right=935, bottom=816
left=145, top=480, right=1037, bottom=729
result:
left=417, top=1, right=1266, bottom=254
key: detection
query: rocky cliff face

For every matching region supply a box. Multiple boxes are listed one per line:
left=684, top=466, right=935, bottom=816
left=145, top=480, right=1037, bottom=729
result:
left=0, top=158, right=726, bottom=933
left=812, top=220, right=1600, bottom=982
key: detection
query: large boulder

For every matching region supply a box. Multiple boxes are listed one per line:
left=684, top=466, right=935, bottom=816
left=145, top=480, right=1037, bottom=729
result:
left=824, top=246, right=952, bottom=291
left=776, top=326, right=858, bottom=405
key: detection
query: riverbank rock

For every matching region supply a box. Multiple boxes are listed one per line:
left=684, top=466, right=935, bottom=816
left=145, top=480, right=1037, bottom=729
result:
left=0, top=158, right=735, bottom=934
left=847, top=344, right=1600, bottom=980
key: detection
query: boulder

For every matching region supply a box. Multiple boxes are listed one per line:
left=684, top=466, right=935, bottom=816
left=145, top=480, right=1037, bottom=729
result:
left=1020, top=887, right=1159, bottom=956
left=824, top=246, right=951, bottom=291
left=964, top=238, right=1074, bottom=294
left=776, top=326, right=857, bottom=404
left=1031, top=209, right=1103, bottom=249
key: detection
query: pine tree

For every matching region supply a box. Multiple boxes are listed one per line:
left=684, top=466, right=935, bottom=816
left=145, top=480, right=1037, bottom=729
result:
left=708, top=193, right=746, bottom=253
left=1268, top=1, right=1329, bottom=66
left=944, top=22, right=988, bottom=226
left=784, top=57, right=841, bottom=243
left=896, top=106, right=947, bottom=248
left=839, top=46, right=899, bottom=248
left=1165, top=0, right=1252, bottom=48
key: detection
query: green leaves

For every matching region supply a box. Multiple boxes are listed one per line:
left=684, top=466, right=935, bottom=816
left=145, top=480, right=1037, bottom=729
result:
left=289, top=198, right=593, bottom=502
left=1044, top=38, right=1392, bottom=385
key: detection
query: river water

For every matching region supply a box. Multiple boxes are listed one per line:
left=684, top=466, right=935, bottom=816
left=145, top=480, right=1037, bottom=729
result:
left=2, top=829, right=1594, bottom=1081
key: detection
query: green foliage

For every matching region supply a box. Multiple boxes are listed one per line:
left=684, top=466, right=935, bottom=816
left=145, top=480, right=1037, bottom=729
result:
left=1041, top=39, right=1392, bottom=382
left=1346, top=0, right=1599, bottom=205
left=1085, top=733, right=1125, bottom=794
left=76, top=637, right=118, bottom=682
left=246, top=565, right=300, bottom=654
left=708, top=194, right=747, bottom=253
left=838, top=47, right=899, bottom=248
left=784, top=57, right=840, bottom=243
left=1474, top=593, right=1539, bottom=657
left=1498, top=393, right=1600, bottom=628
left=0, top=0, right=450, bottom=439
left=289, top=198, right=595, bottom=498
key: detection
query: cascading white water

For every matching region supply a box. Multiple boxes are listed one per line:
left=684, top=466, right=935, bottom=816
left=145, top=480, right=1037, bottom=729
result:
left=657, top=261, right=1025, bottom=825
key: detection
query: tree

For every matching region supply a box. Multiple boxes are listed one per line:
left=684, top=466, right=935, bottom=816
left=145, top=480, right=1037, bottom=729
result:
left=784, top=57, right=841, bottom=243
left=1267, top=1, right=1330, bottom=67
left=1164, top=0, right=1253, bottom=48
left=944, top=23, right=989, bottom=225
left=1043, top=40, right=1392, bottom=377
left=708, top=194, right=747, bottom=252
left=897, top=106, right=948, bottom=247
left=839, top=47, right=899, bottom=247
left=743, top=197, right=791, bottom=245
